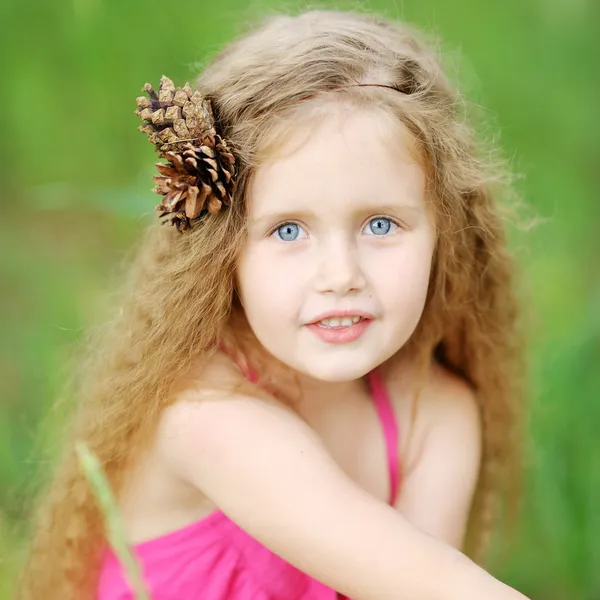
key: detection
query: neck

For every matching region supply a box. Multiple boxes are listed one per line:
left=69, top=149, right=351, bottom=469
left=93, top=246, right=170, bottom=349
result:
left=292, top=371, right=370, bottom=418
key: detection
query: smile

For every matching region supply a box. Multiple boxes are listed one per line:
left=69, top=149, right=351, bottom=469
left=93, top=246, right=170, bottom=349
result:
left=305, top=315, right=373, bottom=344
left=317, top=316, right=363, bottom=328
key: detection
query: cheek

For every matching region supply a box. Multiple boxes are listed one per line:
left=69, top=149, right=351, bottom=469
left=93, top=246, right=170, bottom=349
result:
left=372, top=239, right=433, bottom=314
left=236, top=246, right=301, bottom=323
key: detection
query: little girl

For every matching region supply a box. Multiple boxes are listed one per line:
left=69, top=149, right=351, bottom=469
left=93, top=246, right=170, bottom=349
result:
left=18, top=9, right=528, bottom=600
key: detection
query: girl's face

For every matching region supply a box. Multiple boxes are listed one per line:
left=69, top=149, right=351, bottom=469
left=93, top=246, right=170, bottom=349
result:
left=236, top=107, right=435, bottom=382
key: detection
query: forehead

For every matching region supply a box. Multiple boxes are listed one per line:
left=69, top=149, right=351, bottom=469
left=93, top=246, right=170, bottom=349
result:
left=247, top=106, right=427, bottom=216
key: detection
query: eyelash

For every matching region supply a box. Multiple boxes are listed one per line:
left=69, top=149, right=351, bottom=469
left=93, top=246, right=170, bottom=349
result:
left=268, top=216, right=403, bottom=241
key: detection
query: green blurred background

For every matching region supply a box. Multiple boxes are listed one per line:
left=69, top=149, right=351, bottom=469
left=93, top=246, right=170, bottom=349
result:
left=1, top=0, right=598, bottom=598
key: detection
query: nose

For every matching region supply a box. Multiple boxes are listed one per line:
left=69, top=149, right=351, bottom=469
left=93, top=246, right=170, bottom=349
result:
left=314, top=236, right=367, bottom=295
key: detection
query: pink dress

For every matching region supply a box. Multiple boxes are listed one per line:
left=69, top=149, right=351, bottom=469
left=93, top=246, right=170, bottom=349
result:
left=97, top=369, right=400, bottom=600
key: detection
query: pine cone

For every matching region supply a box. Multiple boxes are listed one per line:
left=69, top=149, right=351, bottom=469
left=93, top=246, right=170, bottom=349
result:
left=134, top=75, right=236, bottom=231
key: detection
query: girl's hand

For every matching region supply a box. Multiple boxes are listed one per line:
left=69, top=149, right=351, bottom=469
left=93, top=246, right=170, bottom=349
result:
left=158, top=391, right=528, bottom=600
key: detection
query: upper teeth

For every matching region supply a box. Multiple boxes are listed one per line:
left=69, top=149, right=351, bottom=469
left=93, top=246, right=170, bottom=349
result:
left=319, top=316, right=361, bottom=328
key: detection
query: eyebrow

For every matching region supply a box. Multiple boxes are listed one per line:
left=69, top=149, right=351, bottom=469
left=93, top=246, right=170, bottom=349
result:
left=250, top=203, right=423, bottom=227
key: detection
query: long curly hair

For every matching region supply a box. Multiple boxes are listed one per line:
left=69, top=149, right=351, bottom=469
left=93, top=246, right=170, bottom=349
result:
left=17, top=10, right=525, bottom=599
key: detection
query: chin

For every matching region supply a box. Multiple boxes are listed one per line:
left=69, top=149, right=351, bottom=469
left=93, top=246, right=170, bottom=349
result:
left=295, top=357, right=376, bottom=383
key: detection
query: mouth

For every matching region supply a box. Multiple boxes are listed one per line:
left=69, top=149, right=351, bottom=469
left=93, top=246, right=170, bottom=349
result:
left=304, top=312, right=375, bottom=344
left=313, top=315, right=369, bottom=329
left=306, top=310, right=375, bottom=328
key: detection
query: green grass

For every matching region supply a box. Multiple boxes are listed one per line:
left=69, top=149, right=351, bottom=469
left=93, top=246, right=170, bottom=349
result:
left=1, top=0, right=598, bottom=598
left=76, top=443, right=150, bottom=599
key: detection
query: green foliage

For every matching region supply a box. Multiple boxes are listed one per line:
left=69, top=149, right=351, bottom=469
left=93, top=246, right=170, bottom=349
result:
left=76, top=443, right=150, bottom=599
left=1, top=0, right=597, bottom=598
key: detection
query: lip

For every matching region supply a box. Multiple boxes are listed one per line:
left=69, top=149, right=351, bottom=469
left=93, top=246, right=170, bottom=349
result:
left=305, top=317, right=373, bottom=344
left=305, top=309, right=376, bottom=325
left=303, top=310, right=376, bottom=345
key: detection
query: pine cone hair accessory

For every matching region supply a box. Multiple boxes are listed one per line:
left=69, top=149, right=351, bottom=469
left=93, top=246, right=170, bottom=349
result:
left=134, top=75, right=237, bottom=232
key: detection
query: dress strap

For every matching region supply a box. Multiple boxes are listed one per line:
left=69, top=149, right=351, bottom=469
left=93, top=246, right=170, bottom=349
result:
left=218, top=343, right=258, bottom=383
left=367, top=370, right=400, bottom=506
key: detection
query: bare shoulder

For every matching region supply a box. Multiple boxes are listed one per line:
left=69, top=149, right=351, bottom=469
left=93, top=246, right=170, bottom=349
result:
left=383, top=359, right=480, bottom=457
left=382, top=358, right=482, bottom=546
left=166, top=348, right=259, bottom=402
left=155, top=350, right=298, bottom=477
left=415, top=361, right=482, bottom=464
left=419, top=362, right=480, bottom=429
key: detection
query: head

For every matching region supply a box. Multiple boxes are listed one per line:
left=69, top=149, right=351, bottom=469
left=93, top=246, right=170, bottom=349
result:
left=19, top=10, right=524, bottom=599
left=236, top=102, right=435, bottom=383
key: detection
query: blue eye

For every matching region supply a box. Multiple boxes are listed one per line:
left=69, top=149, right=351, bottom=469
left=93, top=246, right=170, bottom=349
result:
left=273, top=222, right=304, bottom=242
left=364, top=217, right=396, bottom=236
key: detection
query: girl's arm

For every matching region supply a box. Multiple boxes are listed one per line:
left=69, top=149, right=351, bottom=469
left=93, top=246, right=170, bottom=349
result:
left=157, top=392, right=527, bottom=600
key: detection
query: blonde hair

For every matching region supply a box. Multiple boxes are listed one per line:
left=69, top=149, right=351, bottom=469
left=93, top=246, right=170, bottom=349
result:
left=17, top=10, right=524, bottom=599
